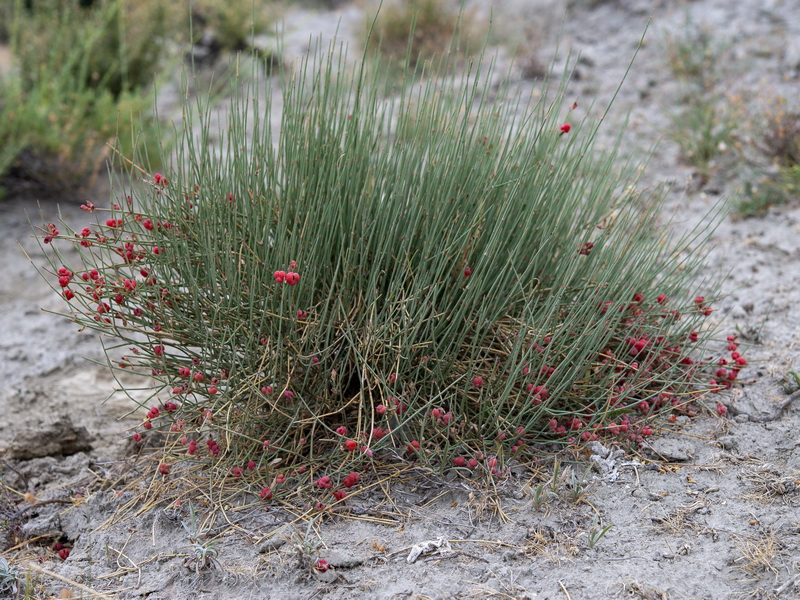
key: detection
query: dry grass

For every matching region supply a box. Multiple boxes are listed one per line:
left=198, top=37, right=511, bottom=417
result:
left=364, top=0, right=485, bottom=67
left=740, top=464, right=799, bottom=504
left=617, top=579, right=670, bottom=600
left=760, top=96, right=800, bottom=167
left=650, top=499, right=711, bottom=537
left=733, top=530, right=784, bottom=578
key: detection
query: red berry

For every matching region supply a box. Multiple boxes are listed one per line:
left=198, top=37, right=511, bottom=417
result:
left=132, top=433, right=142, bottom=442
left=260, top=487, right=273, bottom=500
left=560, top=123, right=571, bottom=134
left=273, top=270, right=286, bottom=283
left=208, top=386, right=218, bottom=395
left=464, top=266, right=472, bottom=276
left=344, top=440, right=358, bottom=452
left=472, top=376, right=484, bottom=388
left=285, top=272, right=300, bottom=286
left=716, top=402, right=727, bottom=416
left=335, top=426, right=347, bottom=436
left=314, top=559, right=329, bottom=572
left=333, top=489, right=347, bottom=501
left=158, top=463, right=171, bottom=475
left=656, top=294, right=668, bottom=304
left=406, top=440, right=420, bottom=453
left=453, top=456, right=466, bottom=467
left=316, top=476, right=332, bottom=489
left=58, top=548, right=70, bottom=560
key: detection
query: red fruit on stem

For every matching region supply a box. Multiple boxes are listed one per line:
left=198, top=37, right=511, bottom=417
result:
left=314, top=559, right=329, bottom=572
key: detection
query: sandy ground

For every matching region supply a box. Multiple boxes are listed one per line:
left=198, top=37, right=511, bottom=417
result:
left=2, top=1, right=800, bottom=599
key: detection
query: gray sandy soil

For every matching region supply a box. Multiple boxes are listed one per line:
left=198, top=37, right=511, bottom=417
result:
left=2, top=1, right=800, bottom=599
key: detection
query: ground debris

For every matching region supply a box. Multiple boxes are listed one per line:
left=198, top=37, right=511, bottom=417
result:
left=406, top=538, right=453, bottom=563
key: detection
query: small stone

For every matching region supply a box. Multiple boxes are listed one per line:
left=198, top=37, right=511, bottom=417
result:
left=648, top=438, right=693, bottom=462
left=324, top=549, right=364, bottom=569
left=8, top=415, right=93, bottom=459
left=255, top=525, right=291, bottom=553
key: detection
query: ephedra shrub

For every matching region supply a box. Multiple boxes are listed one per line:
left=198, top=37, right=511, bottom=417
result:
left=35, top=45, right=735, bottom=505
